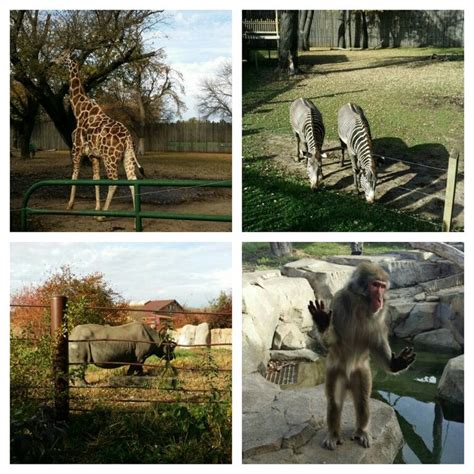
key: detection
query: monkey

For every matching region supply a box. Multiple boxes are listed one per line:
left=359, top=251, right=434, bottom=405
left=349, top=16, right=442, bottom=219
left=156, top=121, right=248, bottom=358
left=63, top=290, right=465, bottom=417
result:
left=308, top=262, right=416, bottom=450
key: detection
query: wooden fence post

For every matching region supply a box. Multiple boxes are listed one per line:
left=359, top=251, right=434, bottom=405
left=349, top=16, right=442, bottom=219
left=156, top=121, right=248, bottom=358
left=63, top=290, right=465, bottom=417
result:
left=50, top=295, right=69, bottom=421
left=442, top=149, right=460, bottom=232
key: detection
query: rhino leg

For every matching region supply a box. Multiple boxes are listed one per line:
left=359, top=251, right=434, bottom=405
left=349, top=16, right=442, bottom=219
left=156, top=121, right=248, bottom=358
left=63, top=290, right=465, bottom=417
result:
left=126, top=364, right=144, bottom=376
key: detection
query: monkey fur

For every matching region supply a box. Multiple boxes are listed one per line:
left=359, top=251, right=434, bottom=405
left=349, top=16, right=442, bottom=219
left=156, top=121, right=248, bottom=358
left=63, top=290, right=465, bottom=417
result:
left=308, top=262, right=416, bottom=450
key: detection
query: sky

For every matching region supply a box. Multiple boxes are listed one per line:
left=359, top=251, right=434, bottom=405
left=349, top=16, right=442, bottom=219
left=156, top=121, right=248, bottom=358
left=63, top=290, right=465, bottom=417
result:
left=10, top=242, right=232, bottom=307
left=148, top=10, right=232, bottom=120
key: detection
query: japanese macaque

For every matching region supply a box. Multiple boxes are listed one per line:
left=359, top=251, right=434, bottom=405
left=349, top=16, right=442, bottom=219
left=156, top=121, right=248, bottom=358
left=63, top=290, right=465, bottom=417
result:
left=308, top=262, right=416, bottom=450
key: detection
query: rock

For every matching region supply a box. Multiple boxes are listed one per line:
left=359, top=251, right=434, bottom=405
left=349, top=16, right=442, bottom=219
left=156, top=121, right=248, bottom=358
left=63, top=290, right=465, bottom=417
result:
left=194, top=322, right=210, bottom=346
left=243, top=312, right=269, bottom=375
left=243, top=376, right=403, bottom=463
left=420, top=273, right=464, bottom=293
left=426, top=295, right=440, bottom=302
left=414, top=292, right=426, bottom=302
left=438, top=355, right=464, bottom=405
left=243, top=269, right=282, bottom=286
left=281, top=259, right=353, bottom=303
left=393, top=302, right=440, bottom=338
left=386, top=301, right=415, bottom=334
left=176, top=324, right=196, bottom=348
left=242, top=282, right=281, bottom=351
left=273, top=323, right=306, bottom=350
left=270, top=349, right=320, bottom=362
left=211, top=328, right=232, bottom=347
left=414, top=329, right=462, bottom=353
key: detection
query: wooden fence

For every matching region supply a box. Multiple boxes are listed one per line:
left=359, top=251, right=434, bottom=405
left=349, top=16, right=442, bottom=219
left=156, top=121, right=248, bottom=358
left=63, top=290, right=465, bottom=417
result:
left=243, top=10, right=464, bottom=49
left=28, top=119, right=232, bottom=154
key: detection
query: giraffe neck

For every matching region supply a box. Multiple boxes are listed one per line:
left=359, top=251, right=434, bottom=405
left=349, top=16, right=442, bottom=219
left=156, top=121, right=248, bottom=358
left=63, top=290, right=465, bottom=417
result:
left=66, top=59, right=93, bottom=118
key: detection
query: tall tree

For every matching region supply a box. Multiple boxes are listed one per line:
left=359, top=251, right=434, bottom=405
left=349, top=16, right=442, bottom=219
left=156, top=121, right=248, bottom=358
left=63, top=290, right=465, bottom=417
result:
left=278, top=10, right=300, bottom=75
left=197, top=60, right=232, bottom=121
left=10, top=10, right=163, bottom=149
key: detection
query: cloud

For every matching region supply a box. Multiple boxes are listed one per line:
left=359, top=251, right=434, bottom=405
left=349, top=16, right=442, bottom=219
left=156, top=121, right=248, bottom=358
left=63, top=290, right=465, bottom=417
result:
left=10, top=243, right=232, bottom=307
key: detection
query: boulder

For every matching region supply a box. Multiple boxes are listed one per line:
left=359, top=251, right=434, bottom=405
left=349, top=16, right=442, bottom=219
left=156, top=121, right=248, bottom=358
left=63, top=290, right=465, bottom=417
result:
left=243, top=374, right=403, bottom=463
left=243, top=269, right=282, bottom=286
left=438, top=355, right=464, bottom=405
left=211, top=328, right=232, bottom=347
left=393, top=302, right=440, bottom=338
left=413, top=328, right=462, bottom=353
left=270, top=349, right=320, bottom=362
left=273, top=323, right=306, bottom=350
left=176, top=324, right=196, bottom=348
left=194, top=322, right=210, bottom=346
left=281, top=259, right=353, bottom=303
left=386, top=301, right=415, bottom=334
left=243, top=312, right=269, bottom=375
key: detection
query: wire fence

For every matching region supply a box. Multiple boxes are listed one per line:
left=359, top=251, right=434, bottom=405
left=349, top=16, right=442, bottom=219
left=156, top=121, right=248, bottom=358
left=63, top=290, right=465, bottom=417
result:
left=10, top=296, right=232, bottom=418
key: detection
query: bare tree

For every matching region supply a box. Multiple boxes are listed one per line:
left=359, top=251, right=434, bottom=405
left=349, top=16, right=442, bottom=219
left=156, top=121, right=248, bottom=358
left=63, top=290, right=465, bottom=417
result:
left=196, top=60, right=232, bottom=121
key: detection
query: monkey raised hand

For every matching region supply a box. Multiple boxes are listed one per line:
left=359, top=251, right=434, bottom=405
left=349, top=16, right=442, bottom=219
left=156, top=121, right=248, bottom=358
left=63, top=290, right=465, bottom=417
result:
left=308, top=300, right=332, bottom=333
left=390, top=347, right=416, bottom=373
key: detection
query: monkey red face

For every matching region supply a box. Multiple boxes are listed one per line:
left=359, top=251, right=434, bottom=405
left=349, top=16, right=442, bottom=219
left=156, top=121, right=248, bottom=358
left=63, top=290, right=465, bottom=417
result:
left=368, top=280, right=387, bottom=313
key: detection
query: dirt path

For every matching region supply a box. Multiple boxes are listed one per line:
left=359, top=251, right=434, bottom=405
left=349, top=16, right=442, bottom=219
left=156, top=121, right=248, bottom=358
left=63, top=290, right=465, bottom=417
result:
left=266, top=134, right=464, bottom=228
left=11, top=151, right=232, bottom=232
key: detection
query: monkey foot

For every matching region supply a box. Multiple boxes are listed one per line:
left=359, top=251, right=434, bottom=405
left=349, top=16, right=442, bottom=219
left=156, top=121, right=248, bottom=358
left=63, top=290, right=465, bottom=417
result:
left=321, top=435, right=344, bottom=450
left=351, top=430, right=371, bottom=448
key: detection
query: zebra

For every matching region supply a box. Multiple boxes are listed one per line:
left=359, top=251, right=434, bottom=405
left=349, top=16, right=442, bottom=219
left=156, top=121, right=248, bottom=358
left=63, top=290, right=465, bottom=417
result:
left=338, top=103, right=377, bottom=203
left=289, top=98, right=326, bottom=189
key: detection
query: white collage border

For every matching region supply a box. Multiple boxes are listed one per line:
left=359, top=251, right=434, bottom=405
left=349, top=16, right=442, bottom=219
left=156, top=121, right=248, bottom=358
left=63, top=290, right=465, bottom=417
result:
left=1, top=0, right=472, bottom=471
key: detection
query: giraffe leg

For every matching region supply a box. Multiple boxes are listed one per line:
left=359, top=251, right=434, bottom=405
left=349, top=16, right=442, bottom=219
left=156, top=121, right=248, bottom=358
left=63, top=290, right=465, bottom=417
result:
left=124, top=149, right=138, bottom=209
left=67, top=149, right=82, bottom=210
left=101, top=165, right=119, bottom=215
left=91, top=157, right=101, bottom=211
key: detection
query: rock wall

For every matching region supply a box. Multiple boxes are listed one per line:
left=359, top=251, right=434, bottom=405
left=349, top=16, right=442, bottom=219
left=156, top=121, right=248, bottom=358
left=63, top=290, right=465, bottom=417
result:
left=243, top=252, right=464, bottom=375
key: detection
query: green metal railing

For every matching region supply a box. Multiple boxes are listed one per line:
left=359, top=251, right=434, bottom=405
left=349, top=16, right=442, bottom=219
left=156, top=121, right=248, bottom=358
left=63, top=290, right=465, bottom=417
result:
left=20, top=178, right=232, bottom=232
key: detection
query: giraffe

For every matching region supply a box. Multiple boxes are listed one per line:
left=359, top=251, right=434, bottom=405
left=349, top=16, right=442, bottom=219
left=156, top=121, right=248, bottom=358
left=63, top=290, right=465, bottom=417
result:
left=53, top=52, right=145, bottom=214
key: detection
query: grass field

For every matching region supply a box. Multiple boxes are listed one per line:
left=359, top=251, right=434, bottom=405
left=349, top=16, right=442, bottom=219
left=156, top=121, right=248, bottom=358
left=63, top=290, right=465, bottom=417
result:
left=242, top=242, right=411, bottom=272
left=243, top=47, right=464, bottom=231
left=11, top=344, right=232, bottom=463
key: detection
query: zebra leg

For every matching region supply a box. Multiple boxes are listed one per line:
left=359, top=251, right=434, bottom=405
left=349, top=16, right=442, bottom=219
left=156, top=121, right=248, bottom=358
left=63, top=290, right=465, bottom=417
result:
left=349, top=154, right=360, bottom=193
left=294, top=132, right=301, bottom=162
left=339, top=139, right=346, bottom=167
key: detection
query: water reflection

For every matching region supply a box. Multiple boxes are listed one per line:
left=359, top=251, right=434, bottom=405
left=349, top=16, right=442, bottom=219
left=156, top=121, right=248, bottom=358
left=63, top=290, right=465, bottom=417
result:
left=373, top=342, right=464, bottom=464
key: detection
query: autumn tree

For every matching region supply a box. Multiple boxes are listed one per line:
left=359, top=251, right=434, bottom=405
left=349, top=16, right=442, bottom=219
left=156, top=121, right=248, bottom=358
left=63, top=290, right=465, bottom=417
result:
left=10, top=266, right=128, bottom=339
left=10, top=10, right=164, bottom=149
left=197, top=60, right=232, bottom=121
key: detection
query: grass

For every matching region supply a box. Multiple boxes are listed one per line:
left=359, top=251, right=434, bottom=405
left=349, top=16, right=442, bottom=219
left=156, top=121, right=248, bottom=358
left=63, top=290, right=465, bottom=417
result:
left=11, top=345, right=232, bottom=463
left=243, top=47, right=463, bottom=231
left=243, top=242, right=412, bottom=272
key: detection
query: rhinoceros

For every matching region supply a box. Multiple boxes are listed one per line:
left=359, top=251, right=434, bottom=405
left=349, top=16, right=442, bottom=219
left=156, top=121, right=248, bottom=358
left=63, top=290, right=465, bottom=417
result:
left=69, top=322, right=176, bottom=382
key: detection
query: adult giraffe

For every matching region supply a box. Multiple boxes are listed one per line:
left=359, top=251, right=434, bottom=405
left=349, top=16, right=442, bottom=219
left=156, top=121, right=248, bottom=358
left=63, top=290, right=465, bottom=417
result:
left=54, top=52, right=145, bottom=214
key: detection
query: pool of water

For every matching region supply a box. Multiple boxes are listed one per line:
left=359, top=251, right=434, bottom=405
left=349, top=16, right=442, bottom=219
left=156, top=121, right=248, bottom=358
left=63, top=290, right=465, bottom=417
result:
left=373, top=341, right=464, bottom=464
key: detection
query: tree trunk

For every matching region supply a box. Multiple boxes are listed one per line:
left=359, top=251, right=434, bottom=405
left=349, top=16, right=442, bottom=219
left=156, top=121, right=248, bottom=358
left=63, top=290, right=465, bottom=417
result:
left=408, top=242, right=464, bottom=269
left=298, top=10, right=307, bottom=50
left=362, top=11, right=369, bottom=49
left=354, top=11, right=362, bottom=48
left=348, top=11, right=352, bottom=48
left=278, top=11, right=300, bottom=75
left=270, top=242, right=293, bottom=257
left=136, top=84, right=146, bottom=156
left=302, top=10, right=314, bottom=51
left=338, top=11, right=347, bottom=48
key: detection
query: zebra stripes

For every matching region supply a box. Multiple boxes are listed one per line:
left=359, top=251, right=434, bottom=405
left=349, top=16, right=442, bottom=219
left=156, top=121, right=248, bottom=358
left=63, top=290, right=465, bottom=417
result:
left=289, top=98, right=326, bottom=189
left=338, top=103, right=377, bottom=203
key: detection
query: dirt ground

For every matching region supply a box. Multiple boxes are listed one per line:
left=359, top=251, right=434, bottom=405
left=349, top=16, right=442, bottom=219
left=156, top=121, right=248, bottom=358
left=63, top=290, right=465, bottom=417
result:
left=11, top=151, right=232, bottom=232
left=266, top=134, right=464, bottom=229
